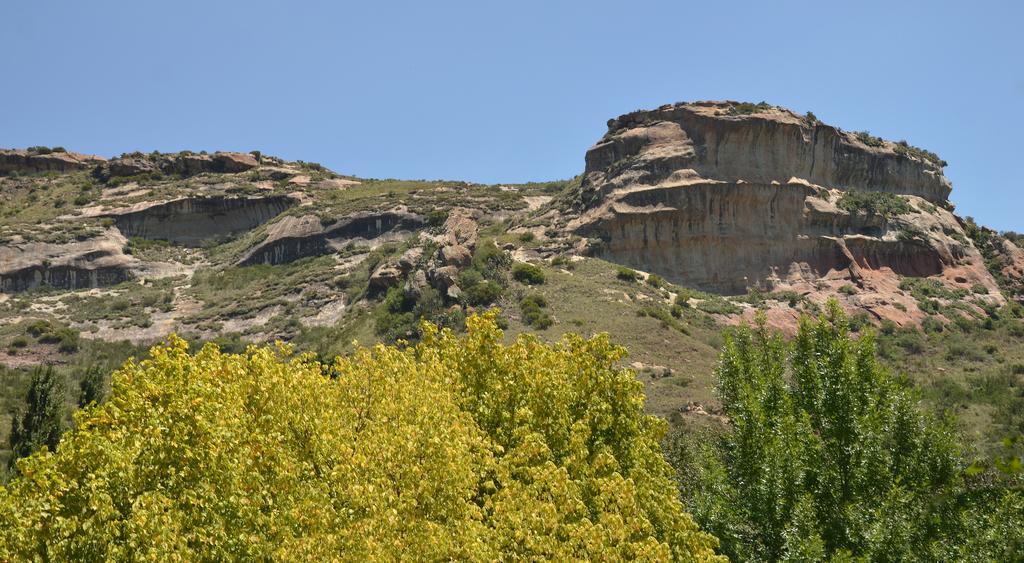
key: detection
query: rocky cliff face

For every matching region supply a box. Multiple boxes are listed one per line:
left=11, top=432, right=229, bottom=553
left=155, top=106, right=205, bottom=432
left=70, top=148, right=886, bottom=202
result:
left=572, top=101, right=1000, bottom=324
left=238, top=210, right=424, bottom=266
left=107, top=195, right=297, bottom=247
left=0, top=148, right=106, bottom=174
left=0, top=231, right=135, bottom=292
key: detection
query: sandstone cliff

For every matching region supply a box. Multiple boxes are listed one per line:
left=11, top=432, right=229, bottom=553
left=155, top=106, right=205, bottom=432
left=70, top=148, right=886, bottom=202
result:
left=571, top=101, right=1002, bottom=325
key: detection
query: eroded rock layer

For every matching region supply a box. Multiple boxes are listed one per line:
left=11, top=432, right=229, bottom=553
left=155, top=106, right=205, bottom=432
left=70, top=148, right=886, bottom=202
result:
left=238, top=210, right=424, bottom=266
left=572, top=101, right=999, bottom=316
left=0, top=232, right=134, bottom=293
left=109, top=195, right=297, bottom=247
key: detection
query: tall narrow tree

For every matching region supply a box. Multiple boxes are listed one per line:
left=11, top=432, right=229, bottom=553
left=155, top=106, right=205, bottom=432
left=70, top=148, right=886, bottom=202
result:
left=77, top=365, right=106, bottom=408
left=9, top=366, right=67, bottom=468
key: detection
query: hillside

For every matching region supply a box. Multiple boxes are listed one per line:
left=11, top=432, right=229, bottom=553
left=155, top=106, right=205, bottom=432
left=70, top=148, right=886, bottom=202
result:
left=2, top=101, right=1024, bottom=467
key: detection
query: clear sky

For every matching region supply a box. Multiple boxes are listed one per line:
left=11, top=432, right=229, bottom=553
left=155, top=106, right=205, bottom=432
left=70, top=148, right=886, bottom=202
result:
left=3, top=1, right=1021, bottom=230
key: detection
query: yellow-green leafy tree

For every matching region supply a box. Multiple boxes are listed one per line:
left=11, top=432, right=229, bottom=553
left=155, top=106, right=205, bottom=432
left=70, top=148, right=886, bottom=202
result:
left=0, top=312, right=722, bottom=561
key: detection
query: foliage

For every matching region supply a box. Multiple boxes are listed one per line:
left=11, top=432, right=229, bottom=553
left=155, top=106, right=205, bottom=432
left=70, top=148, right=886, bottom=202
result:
left=77, top=365, right=106, bottom=408
left=837, top=190, right=912, bottom=216
left=519, top=294, right=553, bottom=329
left=511, top=262, right=545, bottom=285
left=373, top=285, right=456, bottom=342
left=617, top=266, right=640, bottom=282
left=694, top=298, right=742, bottom=316
left=0, top=315, right=722, bottom=561
left=8, top=367, right=67, bottom=470
left=854, top=130, right=885, bottom=147
left=669, top=303, right=1015, bottom=561
left=727, top=101, right=772, bottom=116
left=898, top=223, right=929, bottom=244
left=894, top=140, right=947, bottom=167
left=646, top=273, right=665, bottom=288
left=470, top=239, right=511, bottom=283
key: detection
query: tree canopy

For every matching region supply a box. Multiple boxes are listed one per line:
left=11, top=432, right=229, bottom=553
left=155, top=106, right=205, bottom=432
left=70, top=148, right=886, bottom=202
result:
left=672, top=302, right=1023, bottom=562
left=0, top=312, right=721, bottom=561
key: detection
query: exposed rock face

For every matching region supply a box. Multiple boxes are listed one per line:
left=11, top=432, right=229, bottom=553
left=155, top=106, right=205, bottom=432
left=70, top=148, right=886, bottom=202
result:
left=107, top=195, right=297, bottom=247
left=578, top=102, right=950, bottom=206
left=0, top=148, right=106, bottom=175
left=0, top=232, right=134, bottom=293
left=237, top=210, right=425, bottom=266
left=95, top=151, right=259, bottom=179
left=572, top=101, right=1000, bottom=321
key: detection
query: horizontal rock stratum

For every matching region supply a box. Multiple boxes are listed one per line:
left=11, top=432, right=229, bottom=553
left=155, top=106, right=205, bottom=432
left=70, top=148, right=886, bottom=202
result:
left=571, top=100, right=1002, bottom=325
left=0, top=103, right=1020, bottom=338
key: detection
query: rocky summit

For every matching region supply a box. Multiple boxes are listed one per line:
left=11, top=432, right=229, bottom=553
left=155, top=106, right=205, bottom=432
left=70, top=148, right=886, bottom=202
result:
left=1, top=101, right=1023, bottom=438
left=567, top=101, right=1017, bottom=329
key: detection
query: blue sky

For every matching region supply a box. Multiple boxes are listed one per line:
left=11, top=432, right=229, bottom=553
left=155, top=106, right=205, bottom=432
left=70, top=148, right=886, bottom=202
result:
left=3, top=0, right=1021, bottom=230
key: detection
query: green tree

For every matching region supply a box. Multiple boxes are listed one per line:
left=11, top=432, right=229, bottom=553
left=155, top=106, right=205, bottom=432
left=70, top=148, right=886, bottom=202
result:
left=0, top=313, right=722, bottom=561
left=674, top=302, right=968, bottom=561
left=77, top=365, right=106, bottom=408
left=8, top=366, right=67, bottom=469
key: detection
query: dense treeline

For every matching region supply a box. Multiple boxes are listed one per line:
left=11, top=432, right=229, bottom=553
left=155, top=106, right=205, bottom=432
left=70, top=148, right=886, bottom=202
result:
left=0, top=313, right=721, bottom=560
left=670, top=303, right=1023, bottom=561
left=1, top=307, right=1021, bottom=560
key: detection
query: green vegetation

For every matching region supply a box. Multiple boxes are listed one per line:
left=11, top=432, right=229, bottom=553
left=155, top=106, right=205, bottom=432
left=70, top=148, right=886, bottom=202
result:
left=0, top=315, right=722, bottom=560
left=837, top=189, right=913, bottom=216
left=727, top=101, right=772, bottom=115
left=670, top=304, right=1023, bottom=561
left=617, top=266, right=640, bottom=282
left=895, top=139, right=947, bottom=167
left=854, top=130, right=885, bottom=147
left=519, top=293, right=553, bottom=329
left=76, top=365, right=106, bottom=408
left=737, top=289, right=805, bottom=309
left=374, top=285, right=453, bottom=342
left=804, top=111, right=819, bottom=124
left=511, top=262, right=545, bottom=285
left=7, top=367, right=66, bottom=471
left=646, top=273, right=665, bottom=288
left=898, top=223, right=929, bottom=244
left=25, top=319, right=80, bottom=353
left=60, top=279, right=176, bottom=330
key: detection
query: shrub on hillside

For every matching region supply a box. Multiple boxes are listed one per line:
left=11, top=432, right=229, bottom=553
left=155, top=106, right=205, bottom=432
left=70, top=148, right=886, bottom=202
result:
left=837, top=190, right=912, bottom=216
left=511, top=262, right=545, bottom=285
left=617, top=266, right=639, bottom=282
left=519, top=293, right=553, bottom=329
left=0, top=315, right=722, bottom=561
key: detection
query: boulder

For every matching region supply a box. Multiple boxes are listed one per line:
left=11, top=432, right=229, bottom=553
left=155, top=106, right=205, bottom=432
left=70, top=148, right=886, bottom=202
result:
left=369, top=262, right=403, bottom=294
left=440, top=244, right=472, bottom=268
left=108, top=158, right=156, bottom=177
left=397, top=247, right=424, bottom=272
left=404, top=269, right=430, bottom=300
left=442, top=208, right=479, bottom=248
left=213, top=152, right=259, bottom=173
left=446, top=284, right=462, bottom=301
left=429, top=265, right=460, bottom=289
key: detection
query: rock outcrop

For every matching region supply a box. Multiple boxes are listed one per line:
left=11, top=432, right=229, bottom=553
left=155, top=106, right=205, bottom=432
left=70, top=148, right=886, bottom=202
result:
left=0, top=231, right=134, bottom=293
left=571, top=101, right=1001, bottom=322
left=237, top=210, right=425, bottom=266
left=106, top=195, right=297, bottom=247
left=0, top=148, right=106, bottom=175
left=95, top=151, right=259, bottom=179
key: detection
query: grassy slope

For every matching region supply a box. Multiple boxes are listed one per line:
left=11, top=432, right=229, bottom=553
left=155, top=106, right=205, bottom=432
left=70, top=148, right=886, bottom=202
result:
left=2, top=164, right=1022, bottom=469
